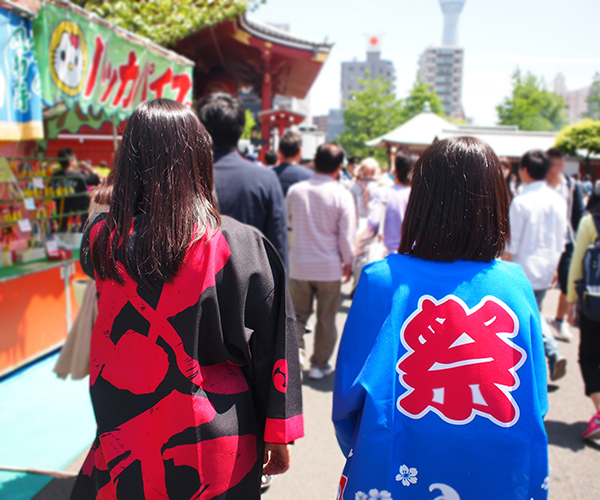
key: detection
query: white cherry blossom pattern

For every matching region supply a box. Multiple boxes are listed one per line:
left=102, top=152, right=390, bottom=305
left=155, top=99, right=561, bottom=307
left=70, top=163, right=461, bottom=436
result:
left=396, top=464, right=418, bottom=486
left=355, top=489, right=393, bottom=500
left=541, top=476, right=549, bottom=490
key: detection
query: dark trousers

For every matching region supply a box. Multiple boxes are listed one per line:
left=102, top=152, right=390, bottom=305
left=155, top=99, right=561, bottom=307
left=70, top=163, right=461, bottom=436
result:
left=579, top=312, right=600, bottom=396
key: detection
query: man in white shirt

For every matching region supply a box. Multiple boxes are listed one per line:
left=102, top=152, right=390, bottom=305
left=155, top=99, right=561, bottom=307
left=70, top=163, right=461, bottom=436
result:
left=286, top=143, right=356, bottom=380
left=504, top=150, right=568, bottom=381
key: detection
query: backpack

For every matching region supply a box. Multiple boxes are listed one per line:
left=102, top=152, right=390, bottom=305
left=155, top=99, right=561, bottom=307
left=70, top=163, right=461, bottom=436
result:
left=575, top=216, right=600, bottom=321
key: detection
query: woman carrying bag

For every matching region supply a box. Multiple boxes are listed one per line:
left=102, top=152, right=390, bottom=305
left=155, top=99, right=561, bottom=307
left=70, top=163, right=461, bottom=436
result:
left=566, top=180, right=600, bottom=440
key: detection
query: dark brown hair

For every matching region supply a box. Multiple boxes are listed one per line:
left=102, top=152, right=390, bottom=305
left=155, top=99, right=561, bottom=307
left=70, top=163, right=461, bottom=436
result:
left=92, top=99, right=220, bottom=288
left=196, top=93, right=245, bottom=151
left=520, top=150, right=549, bottom=180
left=279, top=132, right=302, bottom=158
left=394, top=152, right=414, bottom=185
left=315, top=143, right=345, bottom=174
left=546, top=147, right=564, bottom=160
left=92, top=170, right=115, bottom=206
left=399, top=137, right=510, bottom=262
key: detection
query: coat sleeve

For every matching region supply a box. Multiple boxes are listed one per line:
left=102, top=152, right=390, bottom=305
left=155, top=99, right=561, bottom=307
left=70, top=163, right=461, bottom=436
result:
left=263, top=174, right=289, bottom=272
left=332, top=264, right=392, bottom=457
left=245, top=236, right=303, bottom=444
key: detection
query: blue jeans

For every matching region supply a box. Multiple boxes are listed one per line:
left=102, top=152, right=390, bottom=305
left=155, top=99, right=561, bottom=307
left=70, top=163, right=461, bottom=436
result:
left=533, top=289, right=561, bottom=361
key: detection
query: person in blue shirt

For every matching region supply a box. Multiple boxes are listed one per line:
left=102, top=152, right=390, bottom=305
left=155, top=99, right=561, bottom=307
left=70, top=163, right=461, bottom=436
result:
left=272, top=131, right=313, bottom=196
left=197, top=93, right=288, bottom=269
left=333, top=137, right=549, bottom=500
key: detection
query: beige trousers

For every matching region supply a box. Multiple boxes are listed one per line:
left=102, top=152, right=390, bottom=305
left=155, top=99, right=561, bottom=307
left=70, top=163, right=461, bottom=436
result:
left=289, top=278, right=342, bottom=370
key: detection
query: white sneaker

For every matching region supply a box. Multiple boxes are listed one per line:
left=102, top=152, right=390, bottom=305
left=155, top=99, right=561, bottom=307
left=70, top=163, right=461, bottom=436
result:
left=549, top=319, right=573, bottom=341
left=308, top=365, right=334, bottom=380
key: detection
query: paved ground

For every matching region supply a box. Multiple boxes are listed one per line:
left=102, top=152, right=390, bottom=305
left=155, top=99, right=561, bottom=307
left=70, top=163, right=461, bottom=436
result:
left=35, top=288, right=600, bottom=499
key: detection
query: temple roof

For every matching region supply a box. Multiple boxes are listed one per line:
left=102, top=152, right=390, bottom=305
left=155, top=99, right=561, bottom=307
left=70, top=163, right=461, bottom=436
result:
left=175, top=14, right=332, bottom=99
left=240, top=15, right=332, bottom=53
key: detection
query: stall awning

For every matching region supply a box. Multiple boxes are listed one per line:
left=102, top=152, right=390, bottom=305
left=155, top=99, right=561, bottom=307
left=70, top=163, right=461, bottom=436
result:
left=33, top=0, right=195, bottom=139
left=0, top=1, right=43, bottom=142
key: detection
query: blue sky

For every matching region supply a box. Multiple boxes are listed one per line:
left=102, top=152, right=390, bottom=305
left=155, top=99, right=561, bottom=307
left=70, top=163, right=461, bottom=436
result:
left=251, top=0, right=600, bottom=125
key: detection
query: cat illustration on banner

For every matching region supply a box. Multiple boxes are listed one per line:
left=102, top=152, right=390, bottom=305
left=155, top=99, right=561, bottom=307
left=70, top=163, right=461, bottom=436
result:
left=49, top=20, right=87, bottom=96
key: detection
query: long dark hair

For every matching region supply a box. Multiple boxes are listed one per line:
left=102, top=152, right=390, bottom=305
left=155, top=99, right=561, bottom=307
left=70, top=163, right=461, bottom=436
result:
left=399, top=137, right=510, bottom=262
left=587, top=180, right=600, bottom=216
left=92, top=99, right=220, bottom=288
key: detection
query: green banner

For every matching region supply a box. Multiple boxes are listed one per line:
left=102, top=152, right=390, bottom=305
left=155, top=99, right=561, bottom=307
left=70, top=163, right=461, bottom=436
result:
left=33, top=2, right=193, bottom=129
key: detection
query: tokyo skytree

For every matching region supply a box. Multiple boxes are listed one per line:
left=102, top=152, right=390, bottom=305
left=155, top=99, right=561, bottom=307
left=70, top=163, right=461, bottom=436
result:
left=439, top=0, right=466, bottom=46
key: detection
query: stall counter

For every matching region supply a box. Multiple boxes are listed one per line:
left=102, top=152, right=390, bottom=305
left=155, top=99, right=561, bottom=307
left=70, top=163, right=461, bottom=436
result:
left=0, top=251, right=87, bottom=377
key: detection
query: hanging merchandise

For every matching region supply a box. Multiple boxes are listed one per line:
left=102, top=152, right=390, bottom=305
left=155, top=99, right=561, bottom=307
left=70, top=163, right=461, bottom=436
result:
left=0, top=3, right=43, bottom=142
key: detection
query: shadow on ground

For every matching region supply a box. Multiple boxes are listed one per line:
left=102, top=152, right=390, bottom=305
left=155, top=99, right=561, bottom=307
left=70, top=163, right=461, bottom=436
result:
left=545, top=420, right=600, bottom=452
left=302, top=371, right=335, bottom=393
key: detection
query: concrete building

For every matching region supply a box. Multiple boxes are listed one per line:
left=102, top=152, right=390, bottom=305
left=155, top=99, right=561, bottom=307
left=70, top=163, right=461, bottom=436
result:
left=312, top=115, right=328, bottom=134
left=340, top=48, right=396, bottom=106
left=326, top=109, right=344, bottom=142
left=419, top=46, right=464, bottom=117
left=553, top=73, right=590, bottom=123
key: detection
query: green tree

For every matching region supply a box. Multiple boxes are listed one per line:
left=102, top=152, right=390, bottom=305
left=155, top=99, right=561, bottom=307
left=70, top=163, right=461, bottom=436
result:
left=585, top=73, right=600, bottom=120
left=72, top=0, right=262, bottom=47
left=339, top=74, right=404, bottom=165
left=555, top=119, right=600, bottom=172
left=400, top=73, right=445, bottom=121
left=339, top=73, right=443, bottom=165
left=497, top=70, right=567, bottom=131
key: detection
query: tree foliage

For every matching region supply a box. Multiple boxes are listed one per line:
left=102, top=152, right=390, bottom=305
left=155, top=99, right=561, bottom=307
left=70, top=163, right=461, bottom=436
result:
left=497, top=70, right=567, bottom=131
left=585, top=73, right=600, bottom=120
left=339, top=75, right=404, bottom=165
left=72, top=0, right=262, bottom=47
left=401, top=73, right=445, bottom=121
left=555, top=120, right=600, bottom=168
left=339, top=73, right=443, bottom=165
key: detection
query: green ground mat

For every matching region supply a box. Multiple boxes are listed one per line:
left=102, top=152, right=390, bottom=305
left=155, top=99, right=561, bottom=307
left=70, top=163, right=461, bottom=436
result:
left=0, top=352, right=95, bottom=500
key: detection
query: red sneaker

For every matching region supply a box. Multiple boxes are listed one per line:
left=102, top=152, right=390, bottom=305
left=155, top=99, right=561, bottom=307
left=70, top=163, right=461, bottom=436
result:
left=582, top=412, right=600, bottom=440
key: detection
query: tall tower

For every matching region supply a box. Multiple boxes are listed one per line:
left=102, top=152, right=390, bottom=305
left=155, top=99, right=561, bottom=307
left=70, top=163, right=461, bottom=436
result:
left=439, top=0, right=466, bottom=46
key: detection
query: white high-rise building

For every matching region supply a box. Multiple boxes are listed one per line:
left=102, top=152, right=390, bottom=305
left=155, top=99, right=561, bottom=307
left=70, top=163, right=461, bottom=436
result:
left=419, top=47, right=464, bottom=118
left=419, top=0, right=466, bottom=118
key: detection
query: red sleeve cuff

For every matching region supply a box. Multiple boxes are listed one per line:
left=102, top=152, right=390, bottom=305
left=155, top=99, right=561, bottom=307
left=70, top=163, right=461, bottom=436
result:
left=264, top=415, right=304, bottom=444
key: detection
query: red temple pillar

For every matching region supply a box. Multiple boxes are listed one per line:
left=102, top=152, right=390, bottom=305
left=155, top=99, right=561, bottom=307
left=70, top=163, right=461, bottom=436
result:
left=260, top=53, right=273, bottom=159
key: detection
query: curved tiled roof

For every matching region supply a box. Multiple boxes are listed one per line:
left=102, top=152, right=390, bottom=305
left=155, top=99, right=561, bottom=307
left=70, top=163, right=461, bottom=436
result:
left=240, top=15, right=333, bottom=53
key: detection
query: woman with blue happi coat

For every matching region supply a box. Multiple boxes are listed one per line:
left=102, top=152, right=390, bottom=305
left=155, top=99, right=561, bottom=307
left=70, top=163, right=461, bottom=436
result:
left=333, top=137, right=549, bottom=500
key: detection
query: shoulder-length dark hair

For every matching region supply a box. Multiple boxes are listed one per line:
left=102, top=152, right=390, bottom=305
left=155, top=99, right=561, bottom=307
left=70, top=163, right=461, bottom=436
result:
left=92, top=99, right=220, bottom=288
left=398, top=137, right=510, bottom=262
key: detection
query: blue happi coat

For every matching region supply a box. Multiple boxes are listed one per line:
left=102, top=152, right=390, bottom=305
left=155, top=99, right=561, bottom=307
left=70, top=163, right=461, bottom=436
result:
left=333, top=255, right=549, bottom=500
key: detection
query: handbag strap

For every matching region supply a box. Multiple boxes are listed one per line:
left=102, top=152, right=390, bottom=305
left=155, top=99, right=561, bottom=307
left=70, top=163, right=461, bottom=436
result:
left=377, top=189, right=388, bottom=238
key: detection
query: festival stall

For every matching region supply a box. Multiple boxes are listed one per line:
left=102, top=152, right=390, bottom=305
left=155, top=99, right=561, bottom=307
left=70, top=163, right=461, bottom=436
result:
left=0, top=0, right=195, bottom=376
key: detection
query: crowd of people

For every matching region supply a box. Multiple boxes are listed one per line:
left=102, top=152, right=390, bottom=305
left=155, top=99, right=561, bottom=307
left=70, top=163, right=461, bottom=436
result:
left=63, top=93, right=600, bottom=499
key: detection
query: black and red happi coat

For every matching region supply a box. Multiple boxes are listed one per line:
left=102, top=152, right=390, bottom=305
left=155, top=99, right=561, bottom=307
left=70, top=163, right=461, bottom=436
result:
left=71, top=215, right=303, bottom=500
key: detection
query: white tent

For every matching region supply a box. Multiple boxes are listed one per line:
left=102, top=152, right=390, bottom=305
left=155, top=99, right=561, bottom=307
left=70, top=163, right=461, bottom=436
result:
left=367, top=111, right=459, bottom=148
left=366, top=109, right=558, bottom=159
